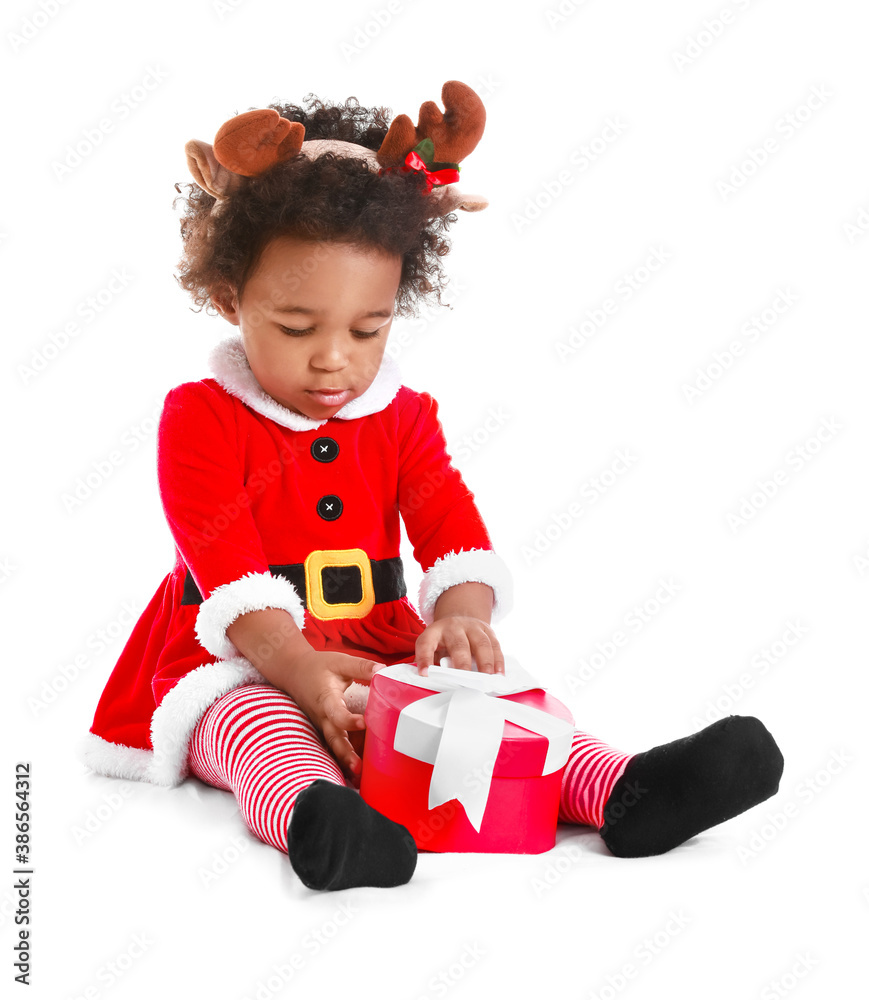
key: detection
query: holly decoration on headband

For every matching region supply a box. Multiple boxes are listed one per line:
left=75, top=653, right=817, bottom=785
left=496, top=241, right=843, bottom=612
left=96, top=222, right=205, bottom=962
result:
left=380, top=138, right=461, bottom=192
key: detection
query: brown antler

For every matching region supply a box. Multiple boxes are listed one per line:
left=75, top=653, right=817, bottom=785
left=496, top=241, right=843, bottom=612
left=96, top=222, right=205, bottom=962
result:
left=213, top=109, right=306, bottom=177
left=377, top=80, right=486, bottom=169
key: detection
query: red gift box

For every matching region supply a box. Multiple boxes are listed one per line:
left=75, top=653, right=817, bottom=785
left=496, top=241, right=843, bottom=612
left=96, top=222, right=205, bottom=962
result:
left=359, top=660, right=575, bottom=854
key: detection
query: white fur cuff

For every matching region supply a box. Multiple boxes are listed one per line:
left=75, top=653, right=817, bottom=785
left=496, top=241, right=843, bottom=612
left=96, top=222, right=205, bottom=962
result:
left=417, top=548, right=513, bottom=625
left=194, top=570, right=306, bottom=660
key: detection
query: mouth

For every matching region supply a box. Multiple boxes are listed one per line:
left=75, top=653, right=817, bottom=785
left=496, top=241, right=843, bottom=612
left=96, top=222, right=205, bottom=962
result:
left=305, top=388, right=350, bottom=406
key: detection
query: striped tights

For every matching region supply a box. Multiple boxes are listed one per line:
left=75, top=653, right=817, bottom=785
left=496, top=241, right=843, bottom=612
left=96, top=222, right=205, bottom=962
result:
left=186, top=683, right=634, bottom=853
left=187, top=684, right=344, bottom=852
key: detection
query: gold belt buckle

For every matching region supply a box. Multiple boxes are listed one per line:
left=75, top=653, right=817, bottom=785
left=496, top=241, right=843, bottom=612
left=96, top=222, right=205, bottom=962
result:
left=304, top=548, right=375, bottom=621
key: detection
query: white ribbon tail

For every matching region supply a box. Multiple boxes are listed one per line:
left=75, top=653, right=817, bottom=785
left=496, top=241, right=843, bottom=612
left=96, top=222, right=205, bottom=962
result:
left=427, top=688, right=505, bottom=833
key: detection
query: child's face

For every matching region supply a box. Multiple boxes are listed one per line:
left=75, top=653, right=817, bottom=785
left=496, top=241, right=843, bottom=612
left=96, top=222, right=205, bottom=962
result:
left=214, top=235, right=402, bottom=419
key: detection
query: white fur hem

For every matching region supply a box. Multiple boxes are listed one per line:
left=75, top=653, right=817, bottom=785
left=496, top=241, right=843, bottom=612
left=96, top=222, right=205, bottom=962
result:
left=79, top=656, right=267, bottom=787
left=195, top=570, right=306, bottom=660
left=79, top=733, right=153, bottom=782
left=148, top=655, right=266, bottom=786
left=417, top=548, right=513, bottom=625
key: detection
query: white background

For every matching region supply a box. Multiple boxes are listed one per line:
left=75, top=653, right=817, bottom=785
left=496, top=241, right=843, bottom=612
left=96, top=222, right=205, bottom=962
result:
left=4, top=0, right=867, bottom=997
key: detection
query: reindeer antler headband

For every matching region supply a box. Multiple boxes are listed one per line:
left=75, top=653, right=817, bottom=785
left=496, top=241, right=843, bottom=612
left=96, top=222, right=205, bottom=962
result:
left=184, top=80, right=488, bottom=217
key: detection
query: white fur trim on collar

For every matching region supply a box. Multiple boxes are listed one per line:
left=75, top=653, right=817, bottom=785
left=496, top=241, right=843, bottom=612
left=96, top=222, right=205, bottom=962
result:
left=418, top=548, right=514, bottom=625
left=207, top=333, right=403, bottom=431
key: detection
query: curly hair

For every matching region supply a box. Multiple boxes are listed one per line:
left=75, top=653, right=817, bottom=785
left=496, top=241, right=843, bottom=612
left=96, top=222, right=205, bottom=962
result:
left=172, top=94, right=458, bottom=319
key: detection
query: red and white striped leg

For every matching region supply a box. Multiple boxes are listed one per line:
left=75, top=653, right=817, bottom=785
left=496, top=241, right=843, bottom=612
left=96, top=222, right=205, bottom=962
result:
left=558, top=731, right=635, bottom=829
left=186, top=683, right=345, bottom=853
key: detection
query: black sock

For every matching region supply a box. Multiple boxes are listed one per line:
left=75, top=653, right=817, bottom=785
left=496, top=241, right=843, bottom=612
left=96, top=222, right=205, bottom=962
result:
left=286, top=780, right=418, bottom=890
left=599, top=715, right=784, bottom=858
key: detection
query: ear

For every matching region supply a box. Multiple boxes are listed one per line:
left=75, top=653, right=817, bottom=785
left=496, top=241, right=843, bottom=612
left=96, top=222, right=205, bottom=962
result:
left=431, top=188, right=489, bottom=214
left=184, top=139, right=244, bottom=200
left=185, top=110, right=305, bottom=200
left=211, top=285, right=241, bottom=325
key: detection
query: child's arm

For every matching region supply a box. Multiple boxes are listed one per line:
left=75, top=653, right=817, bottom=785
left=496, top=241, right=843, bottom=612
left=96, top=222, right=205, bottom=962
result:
left=157, top=383, right=298, bottom=632
left=397, top=391, right=513, bottom=676
left=413, top=581, right=504, bottom=677
left=225, top=607, right=383, bottom=779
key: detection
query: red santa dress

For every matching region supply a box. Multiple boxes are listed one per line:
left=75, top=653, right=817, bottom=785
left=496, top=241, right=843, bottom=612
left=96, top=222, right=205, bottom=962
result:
left=81, top=334, right=513, bottom=788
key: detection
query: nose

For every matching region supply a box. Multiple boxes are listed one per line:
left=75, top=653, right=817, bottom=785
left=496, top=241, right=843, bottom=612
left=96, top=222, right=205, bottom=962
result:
left=310, top=336, right=348, bottom=372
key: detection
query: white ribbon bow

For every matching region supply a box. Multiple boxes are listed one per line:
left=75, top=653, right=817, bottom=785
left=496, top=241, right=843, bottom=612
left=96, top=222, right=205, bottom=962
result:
left=375, top=657, right=574, bottom=833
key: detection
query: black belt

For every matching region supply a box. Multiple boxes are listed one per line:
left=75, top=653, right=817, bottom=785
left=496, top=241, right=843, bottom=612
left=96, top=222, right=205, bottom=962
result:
left=180, top=553, right=407, bottom=619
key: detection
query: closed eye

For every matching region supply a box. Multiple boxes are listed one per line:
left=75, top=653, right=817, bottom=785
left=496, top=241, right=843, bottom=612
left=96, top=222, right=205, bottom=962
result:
left=279, top=325, right=383, bottom=339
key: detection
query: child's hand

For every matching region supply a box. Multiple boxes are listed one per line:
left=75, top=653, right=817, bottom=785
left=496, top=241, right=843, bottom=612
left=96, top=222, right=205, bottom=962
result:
left=414, top=615, right=504, bottom=677
left=283, top=649, right=384, bottom=781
